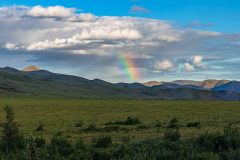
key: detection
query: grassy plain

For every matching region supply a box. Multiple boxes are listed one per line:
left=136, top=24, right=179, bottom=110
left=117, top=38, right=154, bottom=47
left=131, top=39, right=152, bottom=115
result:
left=0, top=98, right=239, bottom=143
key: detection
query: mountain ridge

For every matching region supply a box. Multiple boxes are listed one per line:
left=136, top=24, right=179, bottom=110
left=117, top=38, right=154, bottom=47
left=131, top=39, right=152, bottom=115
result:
left=143, top=79, right=231, bottom=89
left=0, top=66, right=239, bottom=100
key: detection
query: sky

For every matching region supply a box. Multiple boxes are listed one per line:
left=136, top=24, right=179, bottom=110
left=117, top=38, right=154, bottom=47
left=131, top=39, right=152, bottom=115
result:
left=0, top=0, right=240, bottom=82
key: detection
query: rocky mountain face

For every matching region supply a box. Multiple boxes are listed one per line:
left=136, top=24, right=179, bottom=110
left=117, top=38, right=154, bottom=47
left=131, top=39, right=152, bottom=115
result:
left=144, top=80, right=230, bottom=89
left=22, top=65, right=41, bottom=72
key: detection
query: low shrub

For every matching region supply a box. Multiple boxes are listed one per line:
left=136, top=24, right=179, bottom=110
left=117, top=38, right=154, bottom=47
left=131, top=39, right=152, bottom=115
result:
left=50, top=135, right=73, bottom=157
left=84, top=123, right=98, bottom=131
left=75, top=120, right=83, bottom=128
left=75, top=138, right=87, bottom=151
left=95, top=136, right=112, bottom=148
left=34, top=137, right=46, bottom=148
left=106, top=117, right=140, bottom=126
left=136, top=125, right=150, bottom=130
left=163, top=129, right=181, bottom=141
left=155, top=121, right=162, bottom=128
left=167, top=118, right=179, bottom=129
left=92, top=150, right=111, bottom=160
left=104, top=125, right=120, bottom=132
left=186, top=122, right=201, bottom=128
left=125, top=117, right=140, bottom=125
left=36, top=124, right=44, bottom=131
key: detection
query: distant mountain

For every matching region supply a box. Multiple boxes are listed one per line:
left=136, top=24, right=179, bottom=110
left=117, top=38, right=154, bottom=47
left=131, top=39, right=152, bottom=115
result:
left=171, top=80, right=201, bottom=86
left=22, top=65, right=41, bottom=72
left=116, top=83, right=148, bottom=89
left=172, top=80, right=230, bottom=89
left=212, top=81, right=240, bottom=93
left=143, top=81, right=163, bottom=87
left=0, top=66, right=239, bottom=100
left=153, top=83, right=206, bottom=90
left=199, top=80, right=230, bottom=89
left=146, top=79, right=230, bottom=89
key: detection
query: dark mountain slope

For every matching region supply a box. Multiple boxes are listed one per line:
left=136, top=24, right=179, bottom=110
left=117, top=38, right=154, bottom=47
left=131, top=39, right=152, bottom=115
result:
left=212, top=81, right=240, bottom=93
left=0, top=67, right=239, bottom=100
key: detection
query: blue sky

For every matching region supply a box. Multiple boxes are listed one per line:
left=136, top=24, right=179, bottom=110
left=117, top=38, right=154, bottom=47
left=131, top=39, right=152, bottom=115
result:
left=2, top=0, right=240, bottom=33
left=0, top=0, right=240, bottom=82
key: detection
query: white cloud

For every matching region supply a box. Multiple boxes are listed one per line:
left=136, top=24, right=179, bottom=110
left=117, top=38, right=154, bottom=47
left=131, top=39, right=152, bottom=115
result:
left=27, top=5, right=74, bottom=18
left=184, top=63, right=194, bottom=72
left=193, top=55, right=203, bottom=64
left=196, top=30, right=221, bottom=37
left=158, top=35, right=180, bottom=42
left=64, top=13, right=96, bottom=22
left=4, top=43, right=19, bottom=50
left=25, top=28, right=142, bottom=50
left=154, top=60, right=174, bottom=71
left=1, top=5, right=239, bottom=81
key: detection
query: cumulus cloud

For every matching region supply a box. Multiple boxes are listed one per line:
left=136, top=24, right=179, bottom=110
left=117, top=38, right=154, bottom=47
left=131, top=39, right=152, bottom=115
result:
left=25, top=28, right=142, bottom=50
left=4, top=43, right=19, bottom=50
left=27, top=5, right=74, bottom=18
left=0, top=5, right=239, bottom=81
left=154, top=60, right=174, bottom=71
left=184, top=63, right=194, bottom=72
left=64, top=13, right=96, bottom=22
left=193, top=55, right=203, bottom=64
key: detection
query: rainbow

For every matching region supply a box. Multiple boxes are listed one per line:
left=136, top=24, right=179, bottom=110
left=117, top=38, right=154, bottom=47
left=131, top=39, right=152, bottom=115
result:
left=118, top=54, right=140, bottom=82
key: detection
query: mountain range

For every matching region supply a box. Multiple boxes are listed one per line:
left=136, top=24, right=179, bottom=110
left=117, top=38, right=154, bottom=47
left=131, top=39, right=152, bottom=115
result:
left=0, top=66, right=240, bottom=100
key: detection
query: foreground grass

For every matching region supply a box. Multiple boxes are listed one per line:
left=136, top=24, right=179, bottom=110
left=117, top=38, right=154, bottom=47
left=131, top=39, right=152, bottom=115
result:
left=0, top=98, right=240, bottom=142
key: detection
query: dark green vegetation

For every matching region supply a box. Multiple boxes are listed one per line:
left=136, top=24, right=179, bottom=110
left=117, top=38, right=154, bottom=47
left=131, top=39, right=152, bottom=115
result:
left=0, top=98, right=240, bottom=141
left=0, top=105, right=240, bottom=160
left=1, top=67, right=240, bottom=100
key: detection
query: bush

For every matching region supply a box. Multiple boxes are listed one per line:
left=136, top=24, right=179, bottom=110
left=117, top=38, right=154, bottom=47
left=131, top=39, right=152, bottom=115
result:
left=125, top=117, right=140, bottom=125
left=75, top=120, right=83, bottom=128
left=95, top=136, right=112, bottom=148
left=195, top=126, right=240, bottom=152
left=36, top=124, right=44, bottom=131
left=92, top=150, right=111, bottom=160
left=50, top=135, right=73, bottom=157
left=0, top=106, right=25, bottom=153
left=75, top=138, right=87, bottom=151
left=167, top=118, right=179, bottom=129
left=108, top=117, right=140, bottom=126
left=34, top=137, right=46, bottom=148
left=84, top=123, right=98, bottom=131
left=136, top=125, right=150, bottom=130
left=186, top=122, right=201, bottom=128
left=104, top=125, right=119, bottom=132
left=163, top=129, right=181, bottom=141
left=155, top=121, right=162, bottom=128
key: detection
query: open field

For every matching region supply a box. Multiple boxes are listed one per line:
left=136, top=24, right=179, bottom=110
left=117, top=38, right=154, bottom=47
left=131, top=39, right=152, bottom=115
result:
left=0, top=98, right=240, bottom=142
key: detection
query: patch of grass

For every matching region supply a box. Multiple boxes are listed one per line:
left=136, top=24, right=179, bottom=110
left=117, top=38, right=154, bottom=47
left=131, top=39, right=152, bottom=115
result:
left=0, top=98, right=240, bottom=142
